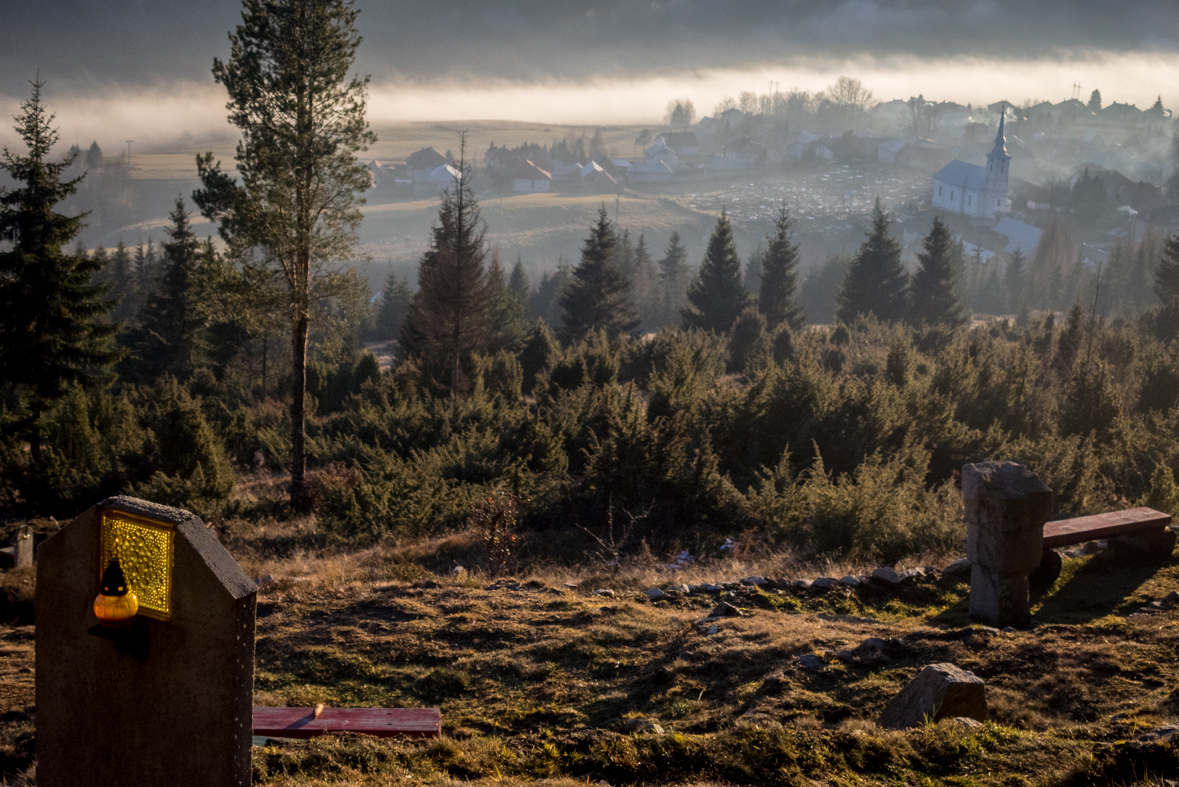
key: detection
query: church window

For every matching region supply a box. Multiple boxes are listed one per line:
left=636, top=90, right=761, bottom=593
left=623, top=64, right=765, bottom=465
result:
left=968, top=195, right=972, bottom=206
left=938, top=186, right=943, bottom=196
left=950, top=191, right=954, bottom=200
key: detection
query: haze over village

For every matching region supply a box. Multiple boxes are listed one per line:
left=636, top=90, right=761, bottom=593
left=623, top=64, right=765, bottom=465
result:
left=9, top=3, right=1179, bottom=786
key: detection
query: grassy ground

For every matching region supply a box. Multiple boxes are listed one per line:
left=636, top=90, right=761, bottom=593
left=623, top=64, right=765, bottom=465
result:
left=3, top=507, right=1179, bottom=786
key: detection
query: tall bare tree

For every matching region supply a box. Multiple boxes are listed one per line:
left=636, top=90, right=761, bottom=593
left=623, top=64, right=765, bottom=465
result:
left=194, top=0, right=376, bottom=511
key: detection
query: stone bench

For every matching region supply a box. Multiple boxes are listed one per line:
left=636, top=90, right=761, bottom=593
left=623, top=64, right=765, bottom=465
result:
left=1032, top=507, right=1175, bottom=589
left=965, top=461, right=1177, bottom=628
left=252, top=706, right=441, bottom=739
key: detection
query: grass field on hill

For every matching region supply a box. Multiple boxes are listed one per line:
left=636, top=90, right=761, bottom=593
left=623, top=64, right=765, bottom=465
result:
left=4, top=502, right=1179, bottom=786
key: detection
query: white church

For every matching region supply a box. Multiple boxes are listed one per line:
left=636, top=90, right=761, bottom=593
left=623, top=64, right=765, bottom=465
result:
left=931, top=111, right=1011, bottom=219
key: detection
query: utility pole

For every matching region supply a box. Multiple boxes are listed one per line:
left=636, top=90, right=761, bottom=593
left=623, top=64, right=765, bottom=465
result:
left=1071, top=82, right=1082, bottom=101
left=125, top=140, right=133, bottom=177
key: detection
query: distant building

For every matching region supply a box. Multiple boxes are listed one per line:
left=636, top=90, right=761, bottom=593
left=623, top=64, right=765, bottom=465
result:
left=992, top=216, right=1042, bottom=255
left=407, top=147, right=452, bottom=182
left=508, top=160, right=552, bottom=193
left=931, top=110, right=1011, bottom=219
left=643, top=141, right=681, bottom=171
left=653, top=132, right=699, bottom=156
left=414, top=164, right=461, bottom=195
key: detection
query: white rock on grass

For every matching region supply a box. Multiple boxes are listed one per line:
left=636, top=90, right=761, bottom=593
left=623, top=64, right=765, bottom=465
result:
left=643, top=588, right=667, bottom=601
left=872, top=567, right=901, bottom=584
left=594, top=589, right=615, bottom=597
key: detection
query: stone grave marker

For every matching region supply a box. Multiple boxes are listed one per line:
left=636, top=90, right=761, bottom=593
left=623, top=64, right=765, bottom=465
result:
left=36, top=496, right=257, bottom=787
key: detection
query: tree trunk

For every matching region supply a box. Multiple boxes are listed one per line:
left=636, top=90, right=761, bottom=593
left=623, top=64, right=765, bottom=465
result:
left=290, top=314, right=310, bottom=512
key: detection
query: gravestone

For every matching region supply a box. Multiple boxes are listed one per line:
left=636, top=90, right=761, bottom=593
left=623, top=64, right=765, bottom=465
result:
left=0, top=525, right=32, bottom=569
left=963, top=461, right=1052, bottom=628
left=36, top=496, right=256, bottom=787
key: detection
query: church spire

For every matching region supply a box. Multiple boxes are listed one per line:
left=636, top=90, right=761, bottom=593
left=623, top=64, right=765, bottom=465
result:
left=990, top=108, right=1009, bottom=160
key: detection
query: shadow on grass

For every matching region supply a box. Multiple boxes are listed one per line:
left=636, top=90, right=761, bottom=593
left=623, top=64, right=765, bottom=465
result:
left=1033, top=548, right=1169, bottom=625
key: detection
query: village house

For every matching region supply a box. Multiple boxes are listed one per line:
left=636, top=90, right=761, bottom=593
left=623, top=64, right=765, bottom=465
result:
left=653, top=131, right=699, bottom=156
left=407, top=147, right=452, bottom=182
left=643, top=140, right=681, bottom=171
left=507, top=160, right=552, bottom=193
left=414, top=163, right=461, bottom=195
left=931, top=110, right=1011, bottom=219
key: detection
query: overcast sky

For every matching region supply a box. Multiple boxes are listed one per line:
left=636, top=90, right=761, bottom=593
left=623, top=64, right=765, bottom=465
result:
left=2, top=0, right=1178, bottom=142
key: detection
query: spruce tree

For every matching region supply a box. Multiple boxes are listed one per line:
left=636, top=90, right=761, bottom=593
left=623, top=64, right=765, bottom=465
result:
left=909, top=215, right=966, bottom=327
left=135, top=237, right=159, bottom=296
left=508, top=257, right=530, bottom=306
left=530, top=260, right=572, bottom=327
left=683, top=209, right=748, bottom=333
left=559, top=206, right=639, bottom=343
left=758, top=206, right=805, bottom=331
left=0, top=79, right=119, bottom=435
left=1154, top=234, right=1179, bottom=305
left=657, top=231, right=689, bottom=330
left=107, top=240, right=138, bottom=325
left=631, top=232, right=657, bottom=327
left=1005, top=247, right=1026, bottom=313
left=486, top=251, right=527, bottom=354
left=836, top=197, right=908, bottom=324
left=124, top=198, right=208, bottom=382
left=376, top=271, right=411, bottom=343
left=404, top=147, right=493, bottom=391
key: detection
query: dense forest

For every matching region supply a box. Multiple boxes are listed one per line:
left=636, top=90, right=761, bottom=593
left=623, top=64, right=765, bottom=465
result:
left=7, top=75, right=1179, bottom=572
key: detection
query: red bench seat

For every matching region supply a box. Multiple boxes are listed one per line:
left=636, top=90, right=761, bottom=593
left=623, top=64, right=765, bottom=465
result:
left=253, top=706, right=441, bottom=739
left=1042, top=507, right=1171, bottom=549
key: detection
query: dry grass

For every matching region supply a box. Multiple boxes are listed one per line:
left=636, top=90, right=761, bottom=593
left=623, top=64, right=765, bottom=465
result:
left=4, top=513, right=1179, bottom=785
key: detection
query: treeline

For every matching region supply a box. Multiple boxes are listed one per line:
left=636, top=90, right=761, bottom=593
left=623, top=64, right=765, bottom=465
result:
left=9, top=80, right=1179, bottom=565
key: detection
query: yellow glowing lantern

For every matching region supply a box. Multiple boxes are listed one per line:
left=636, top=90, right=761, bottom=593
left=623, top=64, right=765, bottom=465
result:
left=97, top=507, right=175, bottom=622
left=93, top=558, right=138, bottom=627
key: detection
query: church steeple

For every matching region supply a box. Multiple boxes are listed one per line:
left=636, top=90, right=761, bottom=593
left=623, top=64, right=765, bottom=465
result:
left=984, top=107, right=1011, bottom=215
left=990, top=108, right=1010, bottom=162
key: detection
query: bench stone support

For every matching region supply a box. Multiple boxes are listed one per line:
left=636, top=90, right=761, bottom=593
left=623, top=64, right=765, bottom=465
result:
left=963, top=462, right=1052, bottom=628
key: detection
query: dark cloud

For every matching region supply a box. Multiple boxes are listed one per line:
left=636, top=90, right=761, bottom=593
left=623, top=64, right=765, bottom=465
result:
left=2, top=0, right=1177, bottom=95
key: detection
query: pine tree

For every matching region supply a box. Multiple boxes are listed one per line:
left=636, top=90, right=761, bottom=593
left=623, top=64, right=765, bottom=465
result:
left=559, top=206, right=639, bottom=343
left=631, top=232, right=657, bottom=327
left=508, top=257, right=530, bottom=306
left=135, top=237, right=160, bottom=297
left=108, top=240, right=138, bottom=325
left=194, top=0, right=376, bottom=510
left=744, top=245, right=764, bottom=298
left=1005, top=247, right=1026, bottom=313
left=0, top=79, right=119, bottom=435
left=486, top=251, right=527, bottom=354
left=124, top=198, right=209, bottom=382
left=375, top=271, right=411, bottom=343
left=1154, top=234, right=1179, bottom=305
left=909, top=215, right=966, bottom=327
left=758, top=206, right=805, bottom=331
left=530, top=260, right=571, bottom=327
left=404, top=143, right=493, bottom=391
left=613, top=228, right=636, bottom=280
left=85, top=141, right=103, bottom=171
left=836, top=197, right=908, bottom=324
left=656, top=231, right=690, bottom=330
left=683, top=209, right=748, bottom=333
